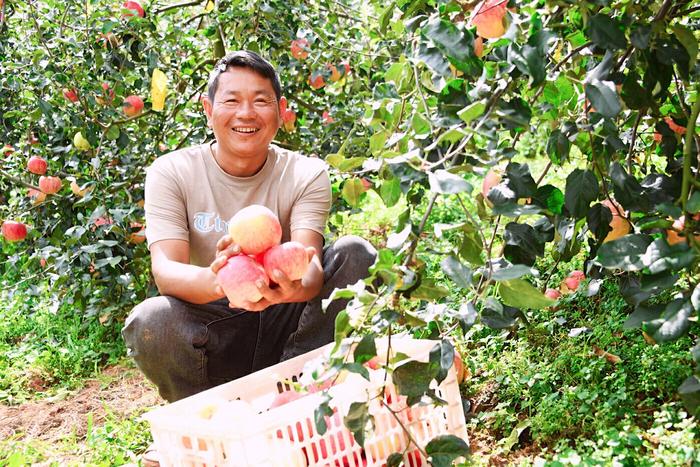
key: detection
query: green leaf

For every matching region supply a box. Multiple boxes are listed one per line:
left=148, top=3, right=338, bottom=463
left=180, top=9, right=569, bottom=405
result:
left=411, top=112, right=432, bottom=136
left=624, top=303, right=663, bottom=329
left=687, top=191, right=700, bottom=214
left=546, top=130, right=570, bottom=165
left=503, top=222, right=545, bottom=267
left=458, top=100, right=486, bottom=123
left=679, top=376, right=700, bottom=417
left=423, top=16, right=481, bottom=76
left=500, top=279, right=555, bottom=310
left=425, top=434, right=470, bottom=467
left=645, top=299, right=693, bottom=342
left=314, top=398, right=334, bottom=435
left=343, top=401, right=372, bottom=446
left=411, top=279, right=449, bottom=300
left=428, top=170, right=472, bottom=194
left=440, top=255, right=472, bottom=289
left=481, top=298, right=519, bottom=329
left=386, top=453, right=404, bottom=467
left=673, top=25, right=698, bottom=69
left=353, top=335, right=377, bottom=365
left=587, top=14, right=627, bottom=50
left=585, top=79, right=621, bottom=118
left=641, top=238, right=697, bottom=274
left=533, top=185, right=564, bottom=214
left=393, top=360, right=436, bottom=402
left=342, top=178, right=365, bottom=207
left=429, top=340, right=454, bottom=385
left=587, top=203, right=613, bottom=241
left=565, top=169, right=599, bottom=219
left=595, top=234, right=653, bottom=272
left=380, top=177, right=402, bottom=207
left=609, top=162, right=650, bottom=212
left=334, top=311, right=351, bottom=346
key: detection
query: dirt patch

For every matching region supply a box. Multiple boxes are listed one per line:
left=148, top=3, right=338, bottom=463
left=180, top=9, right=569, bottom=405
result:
left=0, top=364, right=162, bottom=443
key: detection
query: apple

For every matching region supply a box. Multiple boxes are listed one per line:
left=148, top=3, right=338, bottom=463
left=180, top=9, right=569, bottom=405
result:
left=481, top=168, right=502, bottom=205
left=279, top=97, right=297, bottom=132
left=217, top=255, right=269, bottom=306
left=40, top=258, right=47, bottom=268
left=474, top=35, right=484, bottom=57
left=39, top=176, right=62, bottom=195
left=93, top=216, right=113, bottom=228
left=667, top=216, right=700, bottom=245
left=3, top=144, right=14, bottom=156
left=601, top=199, right=631, bottom=242
left=28, top=188, right=46, bottom=205
left=63, top=88, right=79, bottom=103
left=327, top=64, right=341, bottom=82
left=228, top=204, right=282, bottom=255
left=309, top=73, right=325, bottom=90
left=263, top=241, right=310, bottom=282
left=123, top=95, right=144, bottom=117
left=544, top=288, right=561, bottom=300
left=27, top=156, right=47, bottom=175
left=453, top=352, right=467, bottom=384
left=70, top=180, right=91, bottom=197
left=74, top=132, right=91, bottom=151
left=322, top=110, right=334, bottom=125
left=122, top=0, right=145, bottom=17
left=2, top=221, right=27, bottom=242
left=664, top=117, right=686, bottom=135
left=470, top=0, right=508, bottom=39
left=290, top=38, right=309, bottom=60
left=562, top=270, right=585, bottom=292
left=128, top=222, right=146, bottom=244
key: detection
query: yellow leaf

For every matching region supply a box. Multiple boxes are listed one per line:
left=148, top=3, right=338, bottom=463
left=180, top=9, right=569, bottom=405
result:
left=151, top=69, right=168, bottom=111
left=204, top=0, right=214, bottom=12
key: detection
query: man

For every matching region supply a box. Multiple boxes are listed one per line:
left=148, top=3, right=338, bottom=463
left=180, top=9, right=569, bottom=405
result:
left=122, top=51, right=376, bottom=407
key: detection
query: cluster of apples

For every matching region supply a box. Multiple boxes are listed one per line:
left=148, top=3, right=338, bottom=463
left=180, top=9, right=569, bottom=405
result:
left=217, top=205, right=311, bottom=308
left=545, top=270, right=586, bottom=301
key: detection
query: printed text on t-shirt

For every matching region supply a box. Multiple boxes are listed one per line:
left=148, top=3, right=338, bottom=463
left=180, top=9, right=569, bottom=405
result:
left=193, top=212, right=229, bottom=233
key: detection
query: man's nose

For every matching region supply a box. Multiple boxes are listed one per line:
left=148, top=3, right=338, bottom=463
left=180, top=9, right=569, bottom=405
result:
left=236, top=100, right=256, bottom=118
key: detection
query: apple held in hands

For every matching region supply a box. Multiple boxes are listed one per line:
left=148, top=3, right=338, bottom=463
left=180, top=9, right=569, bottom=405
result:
left=263, top=241, right=311, bottom=282
left=228, top=205, right=282, bottom=255
left=217, top=255, right=269, bottom=307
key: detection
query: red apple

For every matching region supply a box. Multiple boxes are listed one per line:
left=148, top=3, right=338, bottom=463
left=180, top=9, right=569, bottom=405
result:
left=309, top=73, right=325, bottom=90
left=2, top=145, right=14, bottom=156
left=322, top=110, right=334, bottom=125
left=123, top=95, right=144, bottom=117
left=63, top=88, right=79, bottom=103
left=96, top=82, right=115, bottom=105
left=481, top=168, right=502, bottom=204
left=227, top=205, right=282, bottom=255
left=127, top=221, right=146, bottom=244
left=27, top=156, right=47, bottom=175
left=122, top=0, right=145, bottom=17
left=39, top=176, right=62, bottom=195
left=544, top=288, right=561, bottom=300
left=290, top=38, right=309, bottom=60
left=263, top=241, right=310, bottom=282
left=474, top=35, right=484, bottom=57
left=2, top=220, right=27, bottom=242
left=217, top=255, right=269, bottom=307
left=470, top=0, right=508, bottom=39
left=563, top=276, right=581, bottom=291
left=28, top=188, right=46, bottom=205
left=664, top=117, right=686, bottom=135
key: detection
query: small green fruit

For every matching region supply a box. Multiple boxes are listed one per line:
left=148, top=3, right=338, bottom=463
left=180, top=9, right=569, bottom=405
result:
left=74, top=132, right=91, bottom=151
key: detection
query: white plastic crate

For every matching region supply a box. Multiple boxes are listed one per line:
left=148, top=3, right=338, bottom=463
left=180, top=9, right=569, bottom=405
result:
left=142, top=337, right=468, bottom=466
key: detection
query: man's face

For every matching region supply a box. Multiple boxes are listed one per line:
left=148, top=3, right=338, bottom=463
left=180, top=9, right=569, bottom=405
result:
left=203, top=67, right=282, bottom=161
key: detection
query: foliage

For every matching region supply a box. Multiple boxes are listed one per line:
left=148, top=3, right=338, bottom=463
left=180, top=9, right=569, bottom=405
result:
left=1, top=0, right=700, bottom=462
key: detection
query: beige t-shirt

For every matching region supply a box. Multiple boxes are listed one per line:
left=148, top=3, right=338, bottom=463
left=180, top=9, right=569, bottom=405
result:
left=144, top=143, right=331, bottom=267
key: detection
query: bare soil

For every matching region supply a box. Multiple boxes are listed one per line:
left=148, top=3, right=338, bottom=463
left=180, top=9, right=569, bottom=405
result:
left=0, top=364, right=162, bottom=443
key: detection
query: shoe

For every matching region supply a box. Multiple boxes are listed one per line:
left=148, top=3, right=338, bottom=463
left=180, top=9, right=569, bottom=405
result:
left=142, top=442, right=161, bottom=467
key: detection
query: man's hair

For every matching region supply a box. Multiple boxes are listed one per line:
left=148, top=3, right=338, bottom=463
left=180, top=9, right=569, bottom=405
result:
left=207, top=51, right=282, bottom=103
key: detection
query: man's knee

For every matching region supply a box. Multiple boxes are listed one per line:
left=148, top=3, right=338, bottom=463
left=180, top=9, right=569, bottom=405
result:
left=122, top=296, right=186, bottom=358
left=326, top=235, right=377, bottom=271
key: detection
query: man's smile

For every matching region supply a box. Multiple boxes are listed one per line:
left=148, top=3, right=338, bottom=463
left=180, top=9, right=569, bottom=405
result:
left=233, top=127, right=259, bottom=134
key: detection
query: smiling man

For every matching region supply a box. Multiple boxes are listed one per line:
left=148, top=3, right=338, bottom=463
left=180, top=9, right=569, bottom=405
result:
left=122, top=51, right=376, bottom=413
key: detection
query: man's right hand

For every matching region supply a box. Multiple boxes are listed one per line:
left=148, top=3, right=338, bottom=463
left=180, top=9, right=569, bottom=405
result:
left=210, top=234, right=242, bottom=274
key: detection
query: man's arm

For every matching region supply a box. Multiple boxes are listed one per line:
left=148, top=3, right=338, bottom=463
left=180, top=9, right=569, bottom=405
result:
left=150, top=239, right=224, bottom=304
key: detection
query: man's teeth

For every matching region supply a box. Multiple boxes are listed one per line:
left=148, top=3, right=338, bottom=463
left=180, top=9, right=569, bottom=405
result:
left=233, top=128, right=258, bottom=133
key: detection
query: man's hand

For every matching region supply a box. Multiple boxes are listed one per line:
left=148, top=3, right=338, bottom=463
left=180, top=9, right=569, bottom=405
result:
left=234, top=246, right=318, bottom=311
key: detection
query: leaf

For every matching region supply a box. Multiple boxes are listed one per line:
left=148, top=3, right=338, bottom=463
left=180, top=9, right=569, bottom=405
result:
left=623, top=303, right=664, bottom=329
left=386, top=453, right=404, bottom=467
left=592, top=345, right=622, bottom=364
left=596, top=234, right=653, bottom=272
left=353, top=335, right=377, bottom=365
left=503, top=222, right=545, bottom=266
left=587, top=14, right=627, bottom=50
left=343, top=402, right=371, bottom=446
left=533, top=185, right=564, bottom=214
left=504, top=163, right=537, bottom=199
left=151, top=68, right=168, bottom=111
left=429, top=340, right=454, bottom=385
left=692, top=284, right=700, bottom=312
left=440, top=255, right=472, bottom=289
left=500, top=420, right=531, bottom=452
left=387, top=224, right=412, bottom=250
left=680, top=376, right=700, bottom=417
left=565, top=169, right=599, bottom=219
left=425, top=434, right=470, bottom=467
left=645, top=299, right=693, bottom=342
left=673, top=25, right=698, bottom=68
left=641, top=239, right=696, bottom=274
left=585, top=79, right=621, bottom=118
left=587, top=203, right=613, bottom=241
left=411, top=279, right=449, bottom=300
left=380, top=177, right=402, bottom=207
left=488, top=259, right=538, bottom=281
left=546, top=130, right=571, bottom=165
left=342, top=178, right=366, bottom=207
left=609, top=162, right=650, bottom=212
left=481, top=298, right=520, bottom=329
left=334, top=310, right=351, bottom=346
left=457, top=302, right=478, bottom=332
left=500, top=279, right=555, bottom=310
left=393, top=360, right=436, bottom=403
left=458, top=100, right=486, bottom=123
left=429, top=170, right=472, bottom=194
left=411, top=112, right=432, bottom=136
left=314, top=398, right=334, bottom=435
left=423, top=16, right=481, bottom=76
left=687, top=191, right=700, bottom=214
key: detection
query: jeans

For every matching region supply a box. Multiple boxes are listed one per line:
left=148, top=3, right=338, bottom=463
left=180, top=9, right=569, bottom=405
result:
left=122, top=235, right=377, bottom=402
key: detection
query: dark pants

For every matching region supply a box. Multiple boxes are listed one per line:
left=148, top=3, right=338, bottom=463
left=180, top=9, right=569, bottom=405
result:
left=122, top=235, right=376, bottom=402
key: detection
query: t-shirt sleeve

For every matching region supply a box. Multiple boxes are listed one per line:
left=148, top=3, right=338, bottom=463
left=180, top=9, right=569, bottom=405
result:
left=290, top=167, right=331, bottom=236
left=144, top=161, right=189, bottom=247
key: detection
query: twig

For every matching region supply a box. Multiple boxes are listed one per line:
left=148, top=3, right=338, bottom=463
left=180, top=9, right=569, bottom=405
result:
left=627, top=110, right=644, bottom=173
left=0, top=169, right=40, bottom=191
left=680, top=87, right=700, bottom=214
left=154, top=0, right=206, bottom=15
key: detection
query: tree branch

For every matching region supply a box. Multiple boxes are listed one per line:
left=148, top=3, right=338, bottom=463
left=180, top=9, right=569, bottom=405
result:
left=154, top=0, right=206, bottom=15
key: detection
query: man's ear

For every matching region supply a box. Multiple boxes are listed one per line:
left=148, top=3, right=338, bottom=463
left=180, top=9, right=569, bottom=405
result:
left=202, top=96, right=213, bottom=127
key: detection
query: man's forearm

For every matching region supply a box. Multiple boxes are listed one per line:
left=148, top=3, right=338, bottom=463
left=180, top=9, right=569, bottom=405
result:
left=153, top=260, right=221, bottom=304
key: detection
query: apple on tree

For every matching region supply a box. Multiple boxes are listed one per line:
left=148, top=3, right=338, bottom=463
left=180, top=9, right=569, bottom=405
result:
left=2, top=220, right=27, bottom=242
left=28, top=188, right=46, bottom=205
left=27, top=156, right=47, bottom=175
left=62, top=88, right=79, bottom=103
left=122, top=0, right=145, bottom=17
left=123, top=95, right=144, bottom=117
left=601, top=198, right=631, bottom=242
left=74, top=132, right=91, bottom=151
left=39, top=176, right=62, bottom=195
left=290, top=38, right=309, bottom=60
left=470, top=0, right=508, bottom=39
left=3, top=144, right=14, bottom=156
